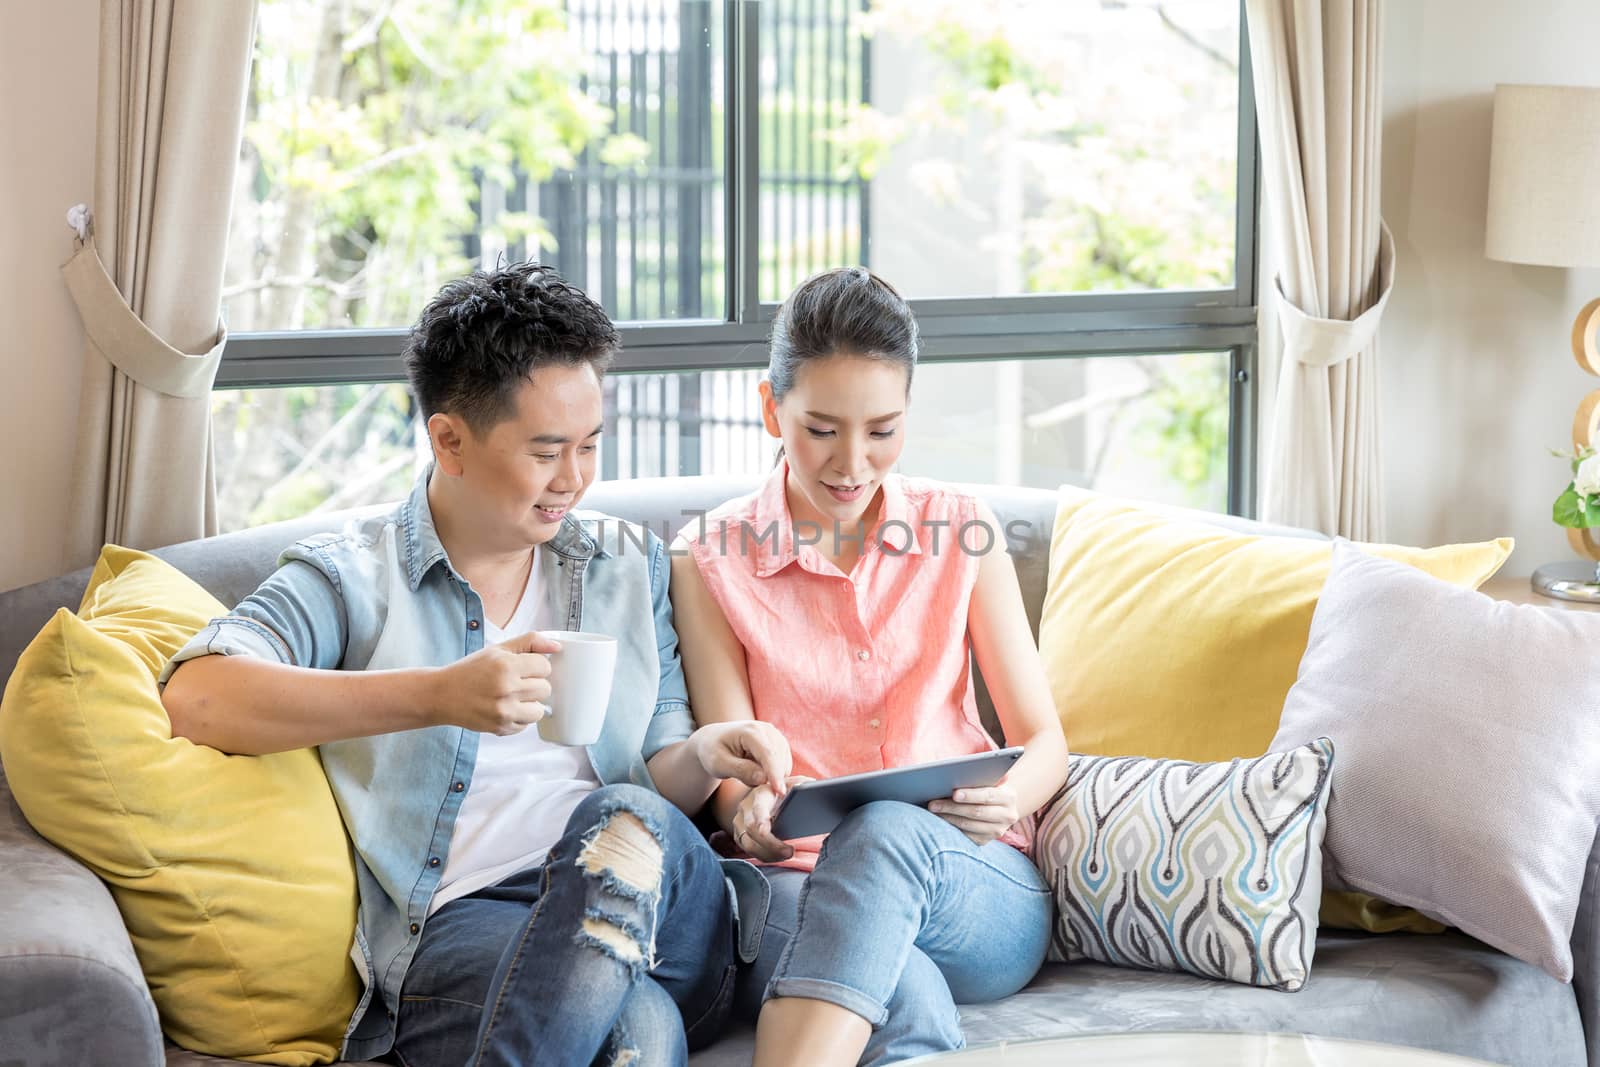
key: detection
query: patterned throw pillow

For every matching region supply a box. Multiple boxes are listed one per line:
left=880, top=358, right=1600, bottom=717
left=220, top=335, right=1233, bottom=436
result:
left=1034, top=738, right=1334, bottom=991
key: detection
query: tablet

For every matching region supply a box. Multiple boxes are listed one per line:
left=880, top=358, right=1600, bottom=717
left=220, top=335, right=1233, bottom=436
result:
left=769, top=747, right=1025, bottom=840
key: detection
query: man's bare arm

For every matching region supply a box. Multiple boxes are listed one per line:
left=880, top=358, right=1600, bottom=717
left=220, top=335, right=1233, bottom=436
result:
left=164, top=630, right=561, bottom=755
left=163, top=656, right=440, bottom=755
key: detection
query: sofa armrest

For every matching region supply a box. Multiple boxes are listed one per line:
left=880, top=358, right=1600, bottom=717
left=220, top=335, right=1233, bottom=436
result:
left=1572, top=822, right=1600, bottom=1067
left=0, top=779, right=163, bottom=1067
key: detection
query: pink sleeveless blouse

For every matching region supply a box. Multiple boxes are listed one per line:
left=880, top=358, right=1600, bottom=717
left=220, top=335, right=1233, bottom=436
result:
left=687, top=462, right=1030, bottom=871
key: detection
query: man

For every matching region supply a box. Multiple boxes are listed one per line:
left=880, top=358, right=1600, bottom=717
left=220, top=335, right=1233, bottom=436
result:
left=162, top=262, right=789, bottom=1066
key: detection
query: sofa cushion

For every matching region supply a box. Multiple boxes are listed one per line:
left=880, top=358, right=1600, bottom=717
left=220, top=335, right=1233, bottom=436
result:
left=1271, top=543, right=1600, bottom=982
left=1038, top=486, right=1513, bottom=763
left=1036, top=488, right=1512, bottom=939
left=684, top=932, right=1582, bottom=1067
left=0, top=546, right=361, bottom=1065
left=957, top=932, right=1582, bottom=1067
left=1035, top=739, right=1334, bottom=991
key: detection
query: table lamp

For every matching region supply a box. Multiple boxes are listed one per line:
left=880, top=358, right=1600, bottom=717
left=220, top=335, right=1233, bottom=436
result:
left=1484, top=83, right=1600, bottom=601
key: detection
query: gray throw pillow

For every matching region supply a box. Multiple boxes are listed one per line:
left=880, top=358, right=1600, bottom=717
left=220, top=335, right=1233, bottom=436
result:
left=1270, top=541, right=1600, bottom=980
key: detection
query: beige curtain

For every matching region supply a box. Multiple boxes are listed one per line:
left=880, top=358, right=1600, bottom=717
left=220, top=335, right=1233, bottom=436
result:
left=1246, top=0, right=1393, bottom=538
left=64, top=0, right=257, bottom=566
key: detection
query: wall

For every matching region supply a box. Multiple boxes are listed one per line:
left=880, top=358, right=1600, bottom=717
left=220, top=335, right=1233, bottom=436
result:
left=1, top=2, right=98, bottom=592
left=1380, top=0, right=1600, bottom=574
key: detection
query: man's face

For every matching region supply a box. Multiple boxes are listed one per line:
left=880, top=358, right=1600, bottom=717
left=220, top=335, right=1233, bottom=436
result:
left=454, top=364, right=604, bottom=547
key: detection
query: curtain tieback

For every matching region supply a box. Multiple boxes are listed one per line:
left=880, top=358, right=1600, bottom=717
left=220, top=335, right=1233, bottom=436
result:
left=61, top=237, right=226, bottom=399
left=1276, top=221, right=1397, bottom=369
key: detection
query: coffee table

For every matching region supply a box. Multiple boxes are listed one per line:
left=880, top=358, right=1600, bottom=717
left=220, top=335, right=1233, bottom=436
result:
left=901, top=1031, right=1499, bottom=1065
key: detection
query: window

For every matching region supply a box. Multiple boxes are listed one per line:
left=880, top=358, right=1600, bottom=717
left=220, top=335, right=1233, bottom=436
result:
left=756, top=0, right=1241, bottom=302
left=219, top=0, right=1256, bottom=531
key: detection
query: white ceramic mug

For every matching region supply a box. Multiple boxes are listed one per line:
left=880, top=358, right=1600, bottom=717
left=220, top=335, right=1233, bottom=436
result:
left=536, top=631, right=618, bottom=746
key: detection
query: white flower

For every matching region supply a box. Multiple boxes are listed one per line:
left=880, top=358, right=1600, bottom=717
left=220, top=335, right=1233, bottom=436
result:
left=65, top=203, right=92, bottom=243
left=1575, top=453, right=1600, bottom=497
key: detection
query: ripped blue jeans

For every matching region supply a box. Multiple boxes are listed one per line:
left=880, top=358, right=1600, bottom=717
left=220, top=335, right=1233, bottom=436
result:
left=391, top=784, right=738, bottom=1067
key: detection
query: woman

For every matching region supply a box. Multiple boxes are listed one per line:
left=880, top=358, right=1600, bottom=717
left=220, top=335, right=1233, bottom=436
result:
left=670, top=267, right=1069, bottom=1065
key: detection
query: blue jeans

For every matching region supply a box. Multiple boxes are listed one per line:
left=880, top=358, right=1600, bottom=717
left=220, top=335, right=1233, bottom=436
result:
left=741, top=801, right=1051, bottom=1065
left=391, top=784, right=737, bottom=1067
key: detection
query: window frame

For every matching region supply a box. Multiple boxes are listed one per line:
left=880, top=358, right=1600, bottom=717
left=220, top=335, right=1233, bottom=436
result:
left=219, top=0, right=1261, bottom=517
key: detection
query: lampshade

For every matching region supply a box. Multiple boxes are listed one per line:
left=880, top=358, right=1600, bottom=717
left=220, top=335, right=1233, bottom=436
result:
left=1485, top=83, right=1600, bottom=270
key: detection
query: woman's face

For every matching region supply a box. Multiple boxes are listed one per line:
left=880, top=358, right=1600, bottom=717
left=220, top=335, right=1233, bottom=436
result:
left=761, top=353, right=910, bottom=528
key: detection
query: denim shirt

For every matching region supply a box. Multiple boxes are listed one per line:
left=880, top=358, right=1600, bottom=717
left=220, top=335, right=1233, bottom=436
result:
left=161, top=470, right=708, bottom=1061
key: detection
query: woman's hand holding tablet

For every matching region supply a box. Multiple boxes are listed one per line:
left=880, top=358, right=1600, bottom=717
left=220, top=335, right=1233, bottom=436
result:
left=768, top=748, right=1025, bottom=841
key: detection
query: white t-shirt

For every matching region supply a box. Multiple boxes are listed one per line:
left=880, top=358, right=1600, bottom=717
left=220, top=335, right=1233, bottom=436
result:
left=429, top=547, right=601, bottom=916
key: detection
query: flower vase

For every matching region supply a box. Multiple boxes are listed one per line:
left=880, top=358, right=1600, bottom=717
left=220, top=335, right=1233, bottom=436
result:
left=1567, top=527, right=1600, bottom=562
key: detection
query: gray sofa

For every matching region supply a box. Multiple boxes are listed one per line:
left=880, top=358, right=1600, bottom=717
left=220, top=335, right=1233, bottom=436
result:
left=0, top=476, right=1594, bottom=1067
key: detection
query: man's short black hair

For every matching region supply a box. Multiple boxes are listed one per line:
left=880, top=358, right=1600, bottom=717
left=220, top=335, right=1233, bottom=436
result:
left=404, top=262, right=618, bottom=433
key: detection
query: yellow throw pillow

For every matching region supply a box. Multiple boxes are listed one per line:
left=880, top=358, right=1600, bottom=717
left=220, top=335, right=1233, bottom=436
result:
left=1039, top=487, right=1512, bottom=762
left=0, top=546, right=359, bottom=1066
left=1320, top=890, right=1448, bottom=935
left=1037, top=490, right=1511, bottom=937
